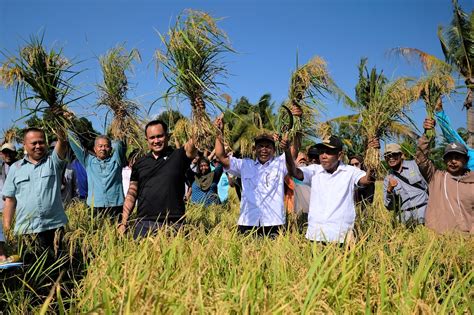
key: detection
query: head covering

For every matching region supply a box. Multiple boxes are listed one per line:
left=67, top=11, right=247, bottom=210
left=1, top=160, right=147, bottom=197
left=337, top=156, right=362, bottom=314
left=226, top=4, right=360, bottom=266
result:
left=315, top=135, right=343, bottom=152
left=384, top=143, right=402, bottom=155
left=307, top=145, right=319, bottom=157
left=254, top=133, right=275, bottom=145
left=443, top=142, right=468, bottom=158
left=1, top=143, right=16, bottom=152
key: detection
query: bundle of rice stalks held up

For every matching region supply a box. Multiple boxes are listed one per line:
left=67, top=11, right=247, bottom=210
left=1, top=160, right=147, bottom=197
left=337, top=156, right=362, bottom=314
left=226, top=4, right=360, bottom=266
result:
left=155, top=9, right=234, bottom=151
left=356, top=58, right=415, bottom=176
left=287, top=56, right=332, bottom=139
left=0, top=35, right=77, bottom=134
left=98, top=46, right=144, bottom=150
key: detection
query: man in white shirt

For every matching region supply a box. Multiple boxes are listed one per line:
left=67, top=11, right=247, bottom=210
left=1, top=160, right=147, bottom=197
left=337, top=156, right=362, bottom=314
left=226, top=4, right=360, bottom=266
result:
left=214, top=117, right=291, bottom=237
left=286, top=135, right=378, bottom=243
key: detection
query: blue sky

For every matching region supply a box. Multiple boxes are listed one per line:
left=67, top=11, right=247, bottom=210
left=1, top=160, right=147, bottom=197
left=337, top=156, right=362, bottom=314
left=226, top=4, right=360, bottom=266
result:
left=0, top=0, right=471, bottom=138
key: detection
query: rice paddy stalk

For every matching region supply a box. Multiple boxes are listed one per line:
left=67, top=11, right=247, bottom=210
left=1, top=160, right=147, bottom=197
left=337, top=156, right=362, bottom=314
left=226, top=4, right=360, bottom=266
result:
left=287, top=56, right=332, bottom=140
left=356, top=58, right=414, bottom=176
left=154, top=10, right=234, bottom=151
left=98, top=45, right=145, bottom=151
left=0, top=34, right=78, bottom=134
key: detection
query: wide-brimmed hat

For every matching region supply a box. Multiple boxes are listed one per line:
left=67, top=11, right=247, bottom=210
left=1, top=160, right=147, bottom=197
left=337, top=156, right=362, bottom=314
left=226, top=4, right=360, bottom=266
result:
left=0, top=143, right=16, bottom=152
left=384, top=143, right=402, bottom=156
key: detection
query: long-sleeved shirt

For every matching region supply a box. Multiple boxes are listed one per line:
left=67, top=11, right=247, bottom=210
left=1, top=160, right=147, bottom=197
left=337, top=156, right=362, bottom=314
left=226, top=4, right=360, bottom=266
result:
left=435, top=110, right=474, bottom=170
left=416, top=134, right=474, bottom=234
left=68, top=133, right=126, bottom=208
left=383, top=160, right=429, bottom=212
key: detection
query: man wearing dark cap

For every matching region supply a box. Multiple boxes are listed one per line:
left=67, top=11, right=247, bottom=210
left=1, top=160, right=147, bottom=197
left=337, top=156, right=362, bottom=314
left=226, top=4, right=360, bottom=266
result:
left=215, top=117, right=290, bottom=237
left=286, top=135, right=378, bottom=243
left=382, top=143, right=428, bottom=226
left=417, top=119, right=473, bottom=234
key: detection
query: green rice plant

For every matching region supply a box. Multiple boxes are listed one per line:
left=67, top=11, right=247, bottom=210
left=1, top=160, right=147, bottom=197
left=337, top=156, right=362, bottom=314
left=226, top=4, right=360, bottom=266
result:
left=0, top=34, right=79, bottom=134
left=354, top=58, right=415, bottom=176
left=98, top=45, right=146, bottom=152
left=155, top=9, right=234, bottom=151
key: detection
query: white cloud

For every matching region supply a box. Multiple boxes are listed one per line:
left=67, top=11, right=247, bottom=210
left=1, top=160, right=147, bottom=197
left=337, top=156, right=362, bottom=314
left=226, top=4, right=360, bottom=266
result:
left=0, top=101, right=11, bottom=109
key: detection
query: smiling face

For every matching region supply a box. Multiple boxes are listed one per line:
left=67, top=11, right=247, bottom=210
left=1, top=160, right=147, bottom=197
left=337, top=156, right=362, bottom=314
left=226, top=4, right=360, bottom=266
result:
left=198, top=160, right=211, bottom=175
left=255, top=140, right=275, bottom=164
left=384, top=152, right=403, bottom=171
left=146, top=123, right=168, bottom=156
left=94, top=137, right=112, bottom=160
left=24, top=130, right=47, bottom=162
left=444, top=152, right=468, bottom=176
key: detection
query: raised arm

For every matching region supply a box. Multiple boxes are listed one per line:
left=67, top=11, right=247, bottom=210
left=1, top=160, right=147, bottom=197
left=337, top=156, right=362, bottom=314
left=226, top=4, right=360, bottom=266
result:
left=358, top=137, right=379, bottom=186
left=415, top=119, right=436, bottom=182
left=184, top=136, right=197, bottom=160
left=214, top=116, right=230, bottom=169
left=434, top=100, right=467, bottom=146
left=54, top=128, right=68, bottom=160
left=68, top=131, right=88, bottom=166
left=280, top=137, right=303, bottom=180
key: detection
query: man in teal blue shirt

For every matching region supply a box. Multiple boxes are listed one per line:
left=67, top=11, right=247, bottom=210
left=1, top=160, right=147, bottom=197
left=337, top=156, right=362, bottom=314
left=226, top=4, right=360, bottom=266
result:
left=435, top=101, right=474, bottom=170
left=68, top=133, right=126, bottom=219
left=2, top=127, right=68, bottom=256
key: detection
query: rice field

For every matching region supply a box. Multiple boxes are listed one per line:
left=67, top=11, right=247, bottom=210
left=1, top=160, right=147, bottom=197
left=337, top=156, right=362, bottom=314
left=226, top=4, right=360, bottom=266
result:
left=1, top=184, right=473, bottom=314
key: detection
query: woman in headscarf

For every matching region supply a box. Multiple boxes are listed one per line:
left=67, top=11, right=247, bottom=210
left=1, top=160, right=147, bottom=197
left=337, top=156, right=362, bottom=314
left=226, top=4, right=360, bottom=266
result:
left=348, top=155, right=375, bottom=208
left=189, top=156, right=223, bottom=206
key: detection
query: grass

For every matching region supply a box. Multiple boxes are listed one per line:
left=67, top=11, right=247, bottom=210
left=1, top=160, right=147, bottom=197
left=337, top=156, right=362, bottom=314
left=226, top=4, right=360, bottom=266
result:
left=1, top=184, right=473, bottom=313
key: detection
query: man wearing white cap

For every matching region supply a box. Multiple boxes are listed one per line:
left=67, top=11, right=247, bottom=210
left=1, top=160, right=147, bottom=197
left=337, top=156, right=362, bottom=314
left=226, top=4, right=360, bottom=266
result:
left=383, top=143, right=428, bottom=226
left=0, top=143, right=18, bottom=261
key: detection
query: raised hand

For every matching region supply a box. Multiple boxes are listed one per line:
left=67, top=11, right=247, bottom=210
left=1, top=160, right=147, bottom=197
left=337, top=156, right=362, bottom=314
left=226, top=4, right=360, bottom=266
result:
left=423, top=118, right=436, bottom=131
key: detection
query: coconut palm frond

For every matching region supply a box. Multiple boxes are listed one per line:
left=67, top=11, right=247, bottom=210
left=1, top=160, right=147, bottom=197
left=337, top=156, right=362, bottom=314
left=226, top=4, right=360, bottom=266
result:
left=155, top=9, right=234, bottom=151
left=0, top=34, right=77, bottom=132
left=390, top=47, right=452, bottom=72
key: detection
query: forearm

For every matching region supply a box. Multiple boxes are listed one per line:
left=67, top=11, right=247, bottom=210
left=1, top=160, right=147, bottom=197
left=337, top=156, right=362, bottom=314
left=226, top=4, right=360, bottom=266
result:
left=121, top=183, right=137, bottom=226
left=215, top=133, right=229, bottom=168
left=416, top=134, right=435, bottom=182
left=285, top=149, right=303, bottom=180
left=3, top=197, right=16, bottom=232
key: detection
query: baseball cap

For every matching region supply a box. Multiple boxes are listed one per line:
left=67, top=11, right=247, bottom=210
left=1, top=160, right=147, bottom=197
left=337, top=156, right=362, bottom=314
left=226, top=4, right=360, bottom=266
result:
left=315, top=135, right=343, bottom=151
left=443, top=142, right=468, bottom=158
left=384, top=143, right=402, bottom=155
left=1, top=143, right=16, bottom=152
left=254, top=133, right=275, bottom=145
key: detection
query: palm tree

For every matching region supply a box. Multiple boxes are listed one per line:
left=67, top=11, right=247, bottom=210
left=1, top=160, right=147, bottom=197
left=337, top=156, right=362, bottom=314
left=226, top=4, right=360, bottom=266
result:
left=438, top=0, right=474, bottom=146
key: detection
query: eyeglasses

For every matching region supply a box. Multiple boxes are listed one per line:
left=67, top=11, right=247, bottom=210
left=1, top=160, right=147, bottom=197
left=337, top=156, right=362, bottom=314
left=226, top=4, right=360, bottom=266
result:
left=384, top=153, right=401, bottom=159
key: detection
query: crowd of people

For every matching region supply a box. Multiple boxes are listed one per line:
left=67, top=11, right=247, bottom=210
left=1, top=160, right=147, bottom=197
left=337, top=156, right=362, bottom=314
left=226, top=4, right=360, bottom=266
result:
left=0, top=103, right=472, bottom=264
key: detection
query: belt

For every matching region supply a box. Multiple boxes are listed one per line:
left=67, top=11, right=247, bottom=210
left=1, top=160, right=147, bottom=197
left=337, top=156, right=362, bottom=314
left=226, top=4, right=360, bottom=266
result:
left=402, top=202, right=427, bottom=212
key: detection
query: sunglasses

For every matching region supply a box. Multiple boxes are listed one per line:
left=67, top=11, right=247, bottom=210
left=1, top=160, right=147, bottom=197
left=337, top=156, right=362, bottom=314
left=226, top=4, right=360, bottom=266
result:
left=384, top=152, right=401, bottom=159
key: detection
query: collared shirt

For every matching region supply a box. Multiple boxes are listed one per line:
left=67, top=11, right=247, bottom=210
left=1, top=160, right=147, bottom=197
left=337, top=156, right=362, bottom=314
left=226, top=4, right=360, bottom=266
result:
left=227, top=154, right=287, bottom=227
left=131, top=147, right=192, bottom=222
left=69, top=134, right=126, bottom=207
left=2, top=151, right=68, bottom=235
left=301, top=163, right=365, bottom=242
left=383, top=160, right=429, bottom=212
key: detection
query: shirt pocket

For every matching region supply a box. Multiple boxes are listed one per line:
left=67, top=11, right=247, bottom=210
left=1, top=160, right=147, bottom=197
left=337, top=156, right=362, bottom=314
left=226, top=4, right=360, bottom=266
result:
left=13, top=174, right=30, bottom=194
left=242, top=174, right=256, bottom=190
left=41, top=169, right=57, bottom=190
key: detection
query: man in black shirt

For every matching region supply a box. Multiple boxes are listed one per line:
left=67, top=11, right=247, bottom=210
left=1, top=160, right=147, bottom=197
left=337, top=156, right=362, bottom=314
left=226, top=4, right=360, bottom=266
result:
left=118, top=120, right=196, bottom=238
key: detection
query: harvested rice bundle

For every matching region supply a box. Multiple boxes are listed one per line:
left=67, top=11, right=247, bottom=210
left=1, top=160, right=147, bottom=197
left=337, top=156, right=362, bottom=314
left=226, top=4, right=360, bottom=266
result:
left=2, top=126, right=21, bottom=144
left=98, top=46, right=144, bottom=150
left=356, top=59, right=414, bottom=175
left=287, top=56, right=332, bottom=139
left=171, top=117, right=191, bottom=148
left=392, top=48, right=455, bottom=139
left=0, top=35, right=76, bottom=135
left=155, top=10, right=234, bottom=151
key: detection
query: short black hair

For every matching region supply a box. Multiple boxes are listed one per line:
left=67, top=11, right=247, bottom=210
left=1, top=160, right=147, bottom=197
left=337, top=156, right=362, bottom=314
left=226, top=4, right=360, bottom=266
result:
left=23, top=127, right=45, bottom=139
left=145, top=120, right=168, bottom=136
